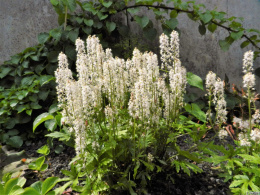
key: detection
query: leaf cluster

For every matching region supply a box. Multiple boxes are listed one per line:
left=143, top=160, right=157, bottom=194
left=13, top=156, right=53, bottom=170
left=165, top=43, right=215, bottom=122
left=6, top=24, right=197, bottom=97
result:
left=0, top=172, right=60, bottom=195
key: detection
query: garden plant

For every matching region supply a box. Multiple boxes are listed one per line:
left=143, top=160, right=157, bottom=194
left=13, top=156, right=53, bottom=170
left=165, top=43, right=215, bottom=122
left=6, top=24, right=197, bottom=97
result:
left=1, top=0, right=260, bottom=194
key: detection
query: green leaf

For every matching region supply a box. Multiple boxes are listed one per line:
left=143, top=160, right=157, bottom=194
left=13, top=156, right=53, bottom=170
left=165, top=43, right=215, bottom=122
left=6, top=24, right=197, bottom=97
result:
left=231, top=31, right=244, bottom=40
left=187, top=72, right=204, bottom=90
left=82, top=26, right=92, bottom=35
left=30, top=102, right=42, bottom=109
left=17, top=104, right=28, bottom=113
left=75, top=17, right=83, bottom=24
left=219, top=40, right=230, bottom=51
left=33, top=113, right=54, bottom=132
left=249, top=182, right=260, bottom=192
left=133, top=161, right=140, bottom=179
left=65, top=44, right=76, bottom=61
left=21, top=76, right=35, bottom=86
left=49, top=28, right=62, bottom=41
left=40, top=164, right=48, bottom=172
left=6, top=129, right=19, bottom=136
left=38, top=90, right=50, bottom=101
left=29, top=156, right=45, bottom=171
left=106, top=21, right=116, bottom=33
left=23, top=187, right=41, bottom=195
left=185, top=103, right=206, bottom=122
left=0, top=67, right=12, bottom=79
left=10, top=55, right=21, bottom=64
left=4, top=178, right=20, bottom=195
left=49, top=104, right=59, bottom=114
left=198, top=24, right=206, bottom=35
left=9, top=185, right=24, bottom=195
left=42, top=177, right=59, bottom=195
left=6, top=136, right=23, bottom=148
left=66, top=0, right=77, bottom=12
left=54, top=145, right=64, bottom=154
left=134, top=15, right=149, bottom=28
left=166, top=18, right=178, bottom=30
left=31, top=181, right=42, bottom=193
left=45, top=132, right=71, bottom=142
left=17, top=177, right=26, bottom=188
left=22, top=61, right=29, bottom=68
left=229, top=179, right=245, bottom=188
left=240, top=40, right=250, bottom=48
left=170, top=10, right=178, bottom=18
left=26, top=109, right=32, bottom=116
left=97, top=11, right=108, bottom=20
left=10, top=100, right=19, bottom=108
left=45, top=119, right=57, bottom=131
left=93, top=21, right=103, bottom=29
left=39, top=75, right=55, bottom=86
left=47, top=51, right=60, bottom=63
left=68, top=29, right=79, bottom=42
left=84, top=19, right=94, bottom=27
left=50, top=0, right=59, bottom=6
left=208, top=23, right=217, bottom=33
left=38, top=33, right=49, bottom=44
left=37, top=145, right=50, bottom=156
left=0, top=184, right=4, bottom=195
left=178, top=150, right=202, bottom=163
left=200, top=13, right=212, bottom=24
left=102, top=1, right=113, bottom=8
left=127, top=8, right=139, bottom=14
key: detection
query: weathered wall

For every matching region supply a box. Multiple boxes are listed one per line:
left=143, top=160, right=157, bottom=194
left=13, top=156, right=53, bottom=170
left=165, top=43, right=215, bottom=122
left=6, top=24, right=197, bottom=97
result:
left=176, top=0, right=260, bottom=91
left=0, top=0, right=58, bottom=64
left=0, top=0, right=260, bottom=90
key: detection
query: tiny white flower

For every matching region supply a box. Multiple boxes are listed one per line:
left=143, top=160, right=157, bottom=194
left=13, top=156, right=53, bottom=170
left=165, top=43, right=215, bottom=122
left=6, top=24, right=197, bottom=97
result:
left=218, top=129, right=228, bottom=139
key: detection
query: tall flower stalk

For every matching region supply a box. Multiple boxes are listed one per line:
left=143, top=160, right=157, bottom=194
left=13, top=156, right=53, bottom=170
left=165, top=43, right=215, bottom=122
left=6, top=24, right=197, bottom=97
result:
left=242, top=50, right=255, bottom=133
left=205, top=71, right=227, bottom=129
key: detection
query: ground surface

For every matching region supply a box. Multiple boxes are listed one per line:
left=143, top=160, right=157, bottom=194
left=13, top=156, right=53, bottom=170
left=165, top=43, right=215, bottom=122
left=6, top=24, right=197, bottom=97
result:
left=1, top=132, right=234, bottom=195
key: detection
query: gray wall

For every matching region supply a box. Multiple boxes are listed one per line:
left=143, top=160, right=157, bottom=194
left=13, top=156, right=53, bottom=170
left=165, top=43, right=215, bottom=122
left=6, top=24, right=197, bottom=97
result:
left=0, top=0, right=58, bottom=64
left=0, top=0, right=260, bottom=90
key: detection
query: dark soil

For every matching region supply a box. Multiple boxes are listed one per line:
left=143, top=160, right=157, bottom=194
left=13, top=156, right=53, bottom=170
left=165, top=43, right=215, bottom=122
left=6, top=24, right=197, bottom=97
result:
left=6, top=131, right=234, bottom=195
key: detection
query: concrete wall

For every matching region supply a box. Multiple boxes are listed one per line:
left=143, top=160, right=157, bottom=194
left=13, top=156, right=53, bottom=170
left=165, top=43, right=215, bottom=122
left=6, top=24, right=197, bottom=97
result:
left=0, top=0, right=260, bottom=90
left=0, top=0, right=58, bottom=64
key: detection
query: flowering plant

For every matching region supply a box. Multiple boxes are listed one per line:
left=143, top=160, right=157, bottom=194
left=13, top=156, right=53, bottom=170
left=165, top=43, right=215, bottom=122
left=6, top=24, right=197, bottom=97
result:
left=203, top=50, right=260, bottom=194
left=54, top=31, right=212, bottom=194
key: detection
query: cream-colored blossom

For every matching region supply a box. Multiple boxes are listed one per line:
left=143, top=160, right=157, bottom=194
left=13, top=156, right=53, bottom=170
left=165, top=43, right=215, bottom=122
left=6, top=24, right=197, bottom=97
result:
left=219, top=129, right=228, bottom=139
left=242, top=50, right=254, bottom=74
left=243, top=72, right=255, bottom=89
left=250, top=128, right=260, bottom=143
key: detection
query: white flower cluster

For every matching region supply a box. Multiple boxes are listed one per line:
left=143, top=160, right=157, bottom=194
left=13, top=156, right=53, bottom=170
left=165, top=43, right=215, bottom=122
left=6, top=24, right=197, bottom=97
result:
left=159, top=31, right=180, bottom=72
left=233, top=117, right=250, bottom=130
left=218, top=129, right=228, bottom=139
left=129, top=31, right=186, bottom=123
left=205, top=71, right=227, bottom=125
left=238, top=132, right=251, bottom=147
left=159, top=31, right=187, bottom=120
left=242, top=50, right=254, bottom=74
left=128, top=51, right=161, bottom=124
left=147, top=153, right=154, bottom=162
left=56, top=31, right=187, bottom=155
left=250, top=128, right=260, bottom=143
left=233, top=115, right=260, bottom=145
left=253, top=109, right=260, bottom=124
left=242, top=50, right=255, bottom=90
